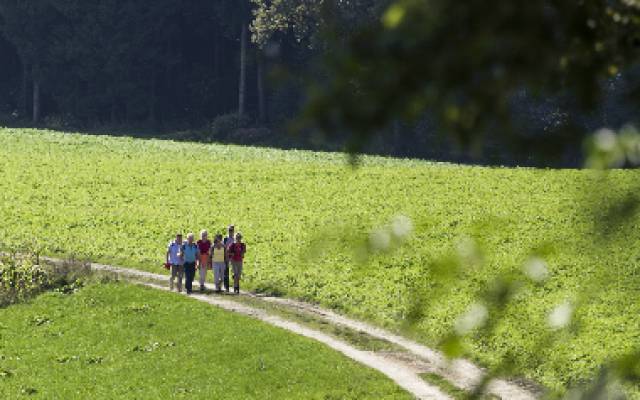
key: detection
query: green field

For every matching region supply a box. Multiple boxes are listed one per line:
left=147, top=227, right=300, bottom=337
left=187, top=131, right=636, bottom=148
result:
left=0, top=282, right=411, bottom=399
left=1, top=128, right=639, bottom=395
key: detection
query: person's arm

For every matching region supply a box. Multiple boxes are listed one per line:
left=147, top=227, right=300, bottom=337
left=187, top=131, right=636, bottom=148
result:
left=241, top=243, right=246, bottom=257
left=166, top=247, right=170, bottom=265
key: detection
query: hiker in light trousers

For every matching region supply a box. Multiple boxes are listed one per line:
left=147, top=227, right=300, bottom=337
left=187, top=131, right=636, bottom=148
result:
left=166, top=233, right=184, bottom=292
left=211, top=234, right=225, bottom=292
left=197, top=230, right=212, bottom=292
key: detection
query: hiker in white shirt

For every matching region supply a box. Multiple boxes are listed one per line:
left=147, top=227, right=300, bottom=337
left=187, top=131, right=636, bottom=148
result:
left=166, top=233, right=184, bottom=292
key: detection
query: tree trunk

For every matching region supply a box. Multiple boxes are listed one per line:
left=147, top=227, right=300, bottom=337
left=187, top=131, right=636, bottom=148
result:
left=164, top=36, right=175, bottom=121
left=238, top=22, right=248, bottom=117
left=212, top=28, right=221, bottom=116
left=148, top=69, right=157, bottom=125
left=213, top=29, right=221, bottom=82
left=257, top=51, right=267, bottom=123
left=392, top=120, right=402, bottom=155
left=21, top=61, right=30, bottom=117
left=110, top=99, right=118, bottom=125
left=32, top=79, right=41, bottom=124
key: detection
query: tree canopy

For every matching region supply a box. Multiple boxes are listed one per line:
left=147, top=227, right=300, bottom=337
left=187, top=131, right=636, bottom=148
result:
left=302, top=0, right=640, bottom=160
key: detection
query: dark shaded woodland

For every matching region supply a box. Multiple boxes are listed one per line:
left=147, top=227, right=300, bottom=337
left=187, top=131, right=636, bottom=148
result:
left=0, top=1, right=638, bottom=165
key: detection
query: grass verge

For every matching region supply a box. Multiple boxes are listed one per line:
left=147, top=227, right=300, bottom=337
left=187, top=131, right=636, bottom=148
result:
left=0, top=282, right=411, bottom=399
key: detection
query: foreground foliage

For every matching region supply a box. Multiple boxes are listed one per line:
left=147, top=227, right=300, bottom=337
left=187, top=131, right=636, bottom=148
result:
left=0, top=128, right=639, bottom=396
left=0, top=253, right=89, bottom=307
left=0, top=282, right=411, bottom=399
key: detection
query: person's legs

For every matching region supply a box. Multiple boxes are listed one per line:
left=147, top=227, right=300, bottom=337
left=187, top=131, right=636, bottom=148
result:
left=184, top=262, right=195, bottom=293
left=219, top=263, right=225, bottom=291
left=212, top=263, right=218, bottom=291
left=198, top=264, right=207, bottom=290
left=232, top=261, right=243, bottom=293
left=176, top=265, right=184, bottom=293
left=213, top=262, right=223, bottom=291
left=170, top=265, right=177, bottom=290
left=223, top=261, right=230, bottom=292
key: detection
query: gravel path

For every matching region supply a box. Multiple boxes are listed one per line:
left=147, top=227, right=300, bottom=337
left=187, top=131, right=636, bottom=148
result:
left=43, top=257, right=540, bottom=400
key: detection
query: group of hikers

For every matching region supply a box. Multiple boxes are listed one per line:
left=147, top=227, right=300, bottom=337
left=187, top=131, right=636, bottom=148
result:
left=165, top=225, right=246, bottom=294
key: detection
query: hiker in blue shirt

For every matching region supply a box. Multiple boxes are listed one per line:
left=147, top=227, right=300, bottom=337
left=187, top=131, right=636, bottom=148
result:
left=182, top=232, right=200, bottom=294
left=166, top=233, right=184, bottom=292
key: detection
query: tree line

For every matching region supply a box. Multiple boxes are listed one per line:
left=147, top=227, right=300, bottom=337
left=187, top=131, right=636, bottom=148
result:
left=0, top=1, right=376, bottom=127
left=0, top=1, right=258, bottom=125
left=0, top=0, right=639, bottom=165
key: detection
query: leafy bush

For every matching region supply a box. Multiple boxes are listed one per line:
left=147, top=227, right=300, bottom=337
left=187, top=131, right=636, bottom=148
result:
left=42, top=114, right=78, bottom=130
left=228, top=126, right=272, bottom=143
left=0, top=255, right=49, bottom=306
left=209, top=113, right=252, bottom=140
left=0, top=253, right=92, bottom=306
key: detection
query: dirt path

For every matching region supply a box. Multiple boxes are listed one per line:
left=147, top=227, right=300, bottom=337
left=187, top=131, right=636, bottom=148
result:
left=255, top=295, right=538, bottom=399
left=143, top=281, right=450, bottom=400
left=44, top=257, right=540, bottom=400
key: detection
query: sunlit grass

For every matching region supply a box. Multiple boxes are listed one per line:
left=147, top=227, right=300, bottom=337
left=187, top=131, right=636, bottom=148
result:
left=0, top=127, right=638, bottom=395
left=0, top=282, right=411, bottom=399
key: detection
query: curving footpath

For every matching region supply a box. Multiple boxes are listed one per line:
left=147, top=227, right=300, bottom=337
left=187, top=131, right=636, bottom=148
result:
left=43, top=257, right=539, bottom=400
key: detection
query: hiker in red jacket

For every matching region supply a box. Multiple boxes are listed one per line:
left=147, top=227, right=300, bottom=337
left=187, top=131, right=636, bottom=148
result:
left=197, top=230, right=212, bottom=292
left=228, top=232, right=246, bottom=294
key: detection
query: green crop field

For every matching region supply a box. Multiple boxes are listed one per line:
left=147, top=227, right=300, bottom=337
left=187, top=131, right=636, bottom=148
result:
left=1, top=128, right=639, bottom=396
left=0, top=282, right=411, bottom=399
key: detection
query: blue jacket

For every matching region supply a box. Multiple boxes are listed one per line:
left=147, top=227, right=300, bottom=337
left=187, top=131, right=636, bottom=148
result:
left=181, top=242, right=199, bottom=263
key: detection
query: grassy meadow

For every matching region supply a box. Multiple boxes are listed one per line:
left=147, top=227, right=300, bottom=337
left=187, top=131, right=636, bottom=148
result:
left=0, top=282, right=411, bottom=399
left=1, top=128, right=639, bottom=395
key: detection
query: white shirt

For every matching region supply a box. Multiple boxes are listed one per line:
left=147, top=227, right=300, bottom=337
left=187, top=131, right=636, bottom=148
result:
left=167, top=241, right=183, bottom=265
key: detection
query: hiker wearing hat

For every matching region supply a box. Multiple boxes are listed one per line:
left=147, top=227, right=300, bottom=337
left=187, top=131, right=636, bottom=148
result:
left=222, top=225, right=235, bottom=292
left=166, top=233, right=184, bottom=292
left=228, top=232, right=246, bottom=294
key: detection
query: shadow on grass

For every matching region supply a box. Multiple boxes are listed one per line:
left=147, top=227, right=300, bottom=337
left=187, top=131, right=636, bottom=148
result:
left=0, top=118, right=573, bottom=168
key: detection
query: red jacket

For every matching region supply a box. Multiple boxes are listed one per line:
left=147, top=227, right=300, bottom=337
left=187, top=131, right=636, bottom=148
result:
left=228, top=242, right=246, bottom=262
